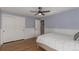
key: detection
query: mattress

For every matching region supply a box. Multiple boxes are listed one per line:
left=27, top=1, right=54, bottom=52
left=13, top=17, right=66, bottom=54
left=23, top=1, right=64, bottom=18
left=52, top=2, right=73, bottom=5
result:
left=36, top=33, right=79, bottom=51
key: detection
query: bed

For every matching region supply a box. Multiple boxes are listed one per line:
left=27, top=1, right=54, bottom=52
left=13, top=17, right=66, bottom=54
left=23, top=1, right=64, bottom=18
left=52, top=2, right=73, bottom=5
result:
left=36, top=32, right=79, bottom=51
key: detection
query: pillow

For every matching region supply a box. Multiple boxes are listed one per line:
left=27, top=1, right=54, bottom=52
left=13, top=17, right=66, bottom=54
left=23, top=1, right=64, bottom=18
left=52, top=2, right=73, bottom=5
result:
left=74, top=32, right=79, bottom=40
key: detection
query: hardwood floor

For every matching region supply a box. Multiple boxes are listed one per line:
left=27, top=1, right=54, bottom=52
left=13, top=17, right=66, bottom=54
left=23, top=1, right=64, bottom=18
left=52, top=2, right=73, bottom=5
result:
left=0, top=38, right=45, bottom=51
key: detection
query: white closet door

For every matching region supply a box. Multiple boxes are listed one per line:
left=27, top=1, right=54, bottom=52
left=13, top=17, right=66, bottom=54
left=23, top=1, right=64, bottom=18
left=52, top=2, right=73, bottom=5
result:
left=1, top=14, right=25, bottom=43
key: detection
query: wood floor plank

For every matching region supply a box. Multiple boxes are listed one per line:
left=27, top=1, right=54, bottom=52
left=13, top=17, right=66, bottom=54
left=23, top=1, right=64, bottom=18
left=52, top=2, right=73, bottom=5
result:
left=0, top=38, right=45, bottom=51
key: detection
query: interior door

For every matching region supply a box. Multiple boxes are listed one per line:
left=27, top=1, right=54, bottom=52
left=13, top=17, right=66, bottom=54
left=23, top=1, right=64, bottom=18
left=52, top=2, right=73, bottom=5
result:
left=1, top=13, right=25, bottom=43
left=35, top=19, right=41, bottom=35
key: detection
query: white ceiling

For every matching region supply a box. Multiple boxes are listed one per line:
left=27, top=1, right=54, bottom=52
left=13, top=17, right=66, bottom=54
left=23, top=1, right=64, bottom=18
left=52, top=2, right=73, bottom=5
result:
left=1, top=7, right=76, bottom=17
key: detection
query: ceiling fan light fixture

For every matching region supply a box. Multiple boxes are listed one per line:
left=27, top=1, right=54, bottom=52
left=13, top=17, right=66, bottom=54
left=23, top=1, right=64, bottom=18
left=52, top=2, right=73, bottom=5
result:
left=38, top=13, right=42, bottom=15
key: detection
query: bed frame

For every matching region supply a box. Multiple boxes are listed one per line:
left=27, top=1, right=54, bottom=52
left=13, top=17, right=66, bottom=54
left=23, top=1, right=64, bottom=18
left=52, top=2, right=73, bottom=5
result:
left=37, top=42, right=57, bottom=51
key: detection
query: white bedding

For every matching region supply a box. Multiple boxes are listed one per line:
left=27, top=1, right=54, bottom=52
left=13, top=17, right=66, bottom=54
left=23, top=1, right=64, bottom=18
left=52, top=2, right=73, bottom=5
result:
left=36, top=33, right=79, bottom=51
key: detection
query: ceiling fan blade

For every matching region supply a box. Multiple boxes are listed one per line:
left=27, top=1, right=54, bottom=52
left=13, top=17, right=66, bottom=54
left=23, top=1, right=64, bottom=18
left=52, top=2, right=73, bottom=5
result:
left=41, top=13, right=45, bottom=15
left=42, top=10, right=50, bottom=13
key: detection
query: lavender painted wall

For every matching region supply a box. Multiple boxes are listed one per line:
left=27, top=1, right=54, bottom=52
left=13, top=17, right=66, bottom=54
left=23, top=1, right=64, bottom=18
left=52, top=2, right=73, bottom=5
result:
left=0, top=10, right=1, bottom=29
left=25, top=16, right=35, bottom=28
left=45, top=8, right=79, bottom=29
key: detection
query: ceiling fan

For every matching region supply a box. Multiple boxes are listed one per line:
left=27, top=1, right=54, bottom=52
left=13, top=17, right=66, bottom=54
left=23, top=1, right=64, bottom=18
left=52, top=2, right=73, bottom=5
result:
left=30, top=7, right=50, bottom=16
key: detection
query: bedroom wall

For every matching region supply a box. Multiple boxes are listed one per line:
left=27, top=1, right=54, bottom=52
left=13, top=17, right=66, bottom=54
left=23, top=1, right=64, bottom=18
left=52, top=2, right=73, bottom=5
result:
left=0, top=9, right=1, bottom=45
left=45, top=8, right=79, bottom=35
left=24, top=16, right=36, bottom=38
left=0, top=10, right=1, bottom=29
left=25, top=16, right=35, bottom=28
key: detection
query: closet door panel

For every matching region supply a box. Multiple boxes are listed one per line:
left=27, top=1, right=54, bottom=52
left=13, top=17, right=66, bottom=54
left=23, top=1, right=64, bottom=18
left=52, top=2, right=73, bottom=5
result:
left=1, top=14, right=25, bottom=43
